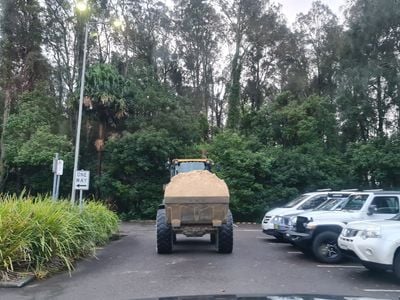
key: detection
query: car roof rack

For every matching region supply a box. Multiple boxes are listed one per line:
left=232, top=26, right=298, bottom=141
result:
left=328, top=192, right=352, bottom=197
left=316, top=188, right=332, bottom=192
left=363, top=189, right=384, bottom=192
left=340, top=189, right=358, bottom=192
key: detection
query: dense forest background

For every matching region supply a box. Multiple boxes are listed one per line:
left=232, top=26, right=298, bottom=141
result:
left=1, top=0, right=400, bottom=221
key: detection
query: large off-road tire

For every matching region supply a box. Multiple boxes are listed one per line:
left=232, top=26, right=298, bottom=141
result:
left=393, top=251, right=400, bottom=280
left=156, top=209, right=173, bottom=254
left=312, top=231, right=343, bottom=263
left=217, top=210, right=233, bottom=254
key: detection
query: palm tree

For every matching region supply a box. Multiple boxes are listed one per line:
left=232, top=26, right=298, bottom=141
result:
left=83, top=64, right=129, bottom=176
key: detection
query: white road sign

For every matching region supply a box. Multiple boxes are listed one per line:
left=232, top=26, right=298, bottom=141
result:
left=75, top=170, right=90, bottom=190
left=56, top=160, right=64, bottom=175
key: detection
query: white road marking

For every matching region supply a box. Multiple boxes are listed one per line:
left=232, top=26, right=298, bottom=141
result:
left=363, top=289, right=400, bottom=293
left=287, top=251, right=302, bottom=254
left=316, top=264, right=364, bottom=268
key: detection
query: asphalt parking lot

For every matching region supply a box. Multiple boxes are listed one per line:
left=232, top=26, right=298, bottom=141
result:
left=1, top=222, right=400, bottom=300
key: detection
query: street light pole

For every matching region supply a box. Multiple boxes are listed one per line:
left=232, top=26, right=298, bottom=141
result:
left=71, top=22, right=89, bottom=205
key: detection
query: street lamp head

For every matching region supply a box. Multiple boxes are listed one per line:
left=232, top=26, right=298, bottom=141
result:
left=112, top=18, right=125, bottom=30
left=76, top=0, right=88, bottom=12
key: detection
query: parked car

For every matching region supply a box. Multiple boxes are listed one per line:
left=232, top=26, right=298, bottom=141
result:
left=269, top=192, right=351, bottom=240
left=262, top=190, right=331, bottom=240
left=338, top=213, right=400, bottom=279
left=287, top=191, right=400, bottom=263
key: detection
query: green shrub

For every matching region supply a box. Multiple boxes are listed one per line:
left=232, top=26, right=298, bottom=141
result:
left=0, top=195, right=119, bottom=278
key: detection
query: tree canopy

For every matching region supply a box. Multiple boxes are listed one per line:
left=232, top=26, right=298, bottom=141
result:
left=1, top=0, right=400, bottom=220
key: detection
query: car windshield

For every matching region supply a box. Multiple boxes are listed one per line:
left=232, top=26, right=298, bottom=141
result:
left=314, top=198, right=344, bottom=211
left=341, top=194, right=369, bottom=210
left=175, top=162, right=207, bottom=174
left=283, top=194, right=309, bottom=208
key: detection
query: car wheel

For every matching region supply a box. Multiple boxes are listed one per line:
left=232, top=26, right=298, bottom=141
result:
left=393, top=251, right=400, bottom=280
left=156, top=209, right=173, bottom=254
left=312, top=231, right=343, bottom=263
left=217, top=210, right=233, bottom=253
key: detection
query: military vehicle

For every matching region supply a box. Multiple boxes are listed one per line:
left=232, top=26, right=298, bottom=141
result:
left=156, top=159, right=233, bottom=254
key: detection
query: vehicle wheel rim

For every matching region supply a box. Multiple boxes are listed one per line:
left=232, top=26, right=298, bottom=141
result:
left=320, top=240, right=338, bottom=258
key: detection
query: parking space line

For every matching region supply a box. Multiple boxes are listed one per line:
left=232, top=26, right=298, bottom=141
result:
left=316, top=264, right=364, bottom=268
left=363, top=289, right=400, bottom=293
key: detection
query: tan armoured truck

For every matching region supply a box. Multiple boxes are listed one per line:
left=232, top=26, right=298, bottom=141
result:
left=156, top=159, right=233, bottom=254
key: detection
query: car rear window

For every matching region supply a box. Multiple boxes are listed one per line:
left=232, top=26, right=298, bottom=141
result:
left=371, top=196, right=400, bottom=214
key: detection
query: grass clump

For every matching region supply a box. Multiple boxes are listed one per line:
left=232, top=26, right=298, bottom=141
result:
left=0, top=195, right=119, bottom=278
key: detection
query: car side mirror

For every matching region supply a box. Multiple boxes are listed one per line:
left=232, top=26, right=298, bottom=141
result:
left=367, top=204, right=377, bottom=216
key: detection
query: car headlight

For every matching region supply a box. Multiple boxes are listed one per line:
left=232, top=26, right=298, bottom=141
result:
left=272, top=216, right=282, bottom=224
left=289, top=216, right=297, bottom=225
left=360, top=227, right=381, bottom=239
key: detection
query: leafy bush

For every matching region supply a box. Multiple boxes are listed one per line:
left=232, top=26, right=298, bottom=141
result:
left=207, top=131, right=273, bottom=221
left=97, top=128, right=178, bottom=218
left=0, top=195, right=119, bottom=278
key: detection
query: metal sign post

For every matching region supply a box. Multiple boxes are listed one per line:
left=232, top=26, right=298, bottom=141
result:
left=55, top=159, right=64, bottom=200
left=79, top=190, right=84, bottom=213
left=75, top=170, right=90, bottom=211
left=52, top=153, right=59, bottom=200
left=52, top=154, right=64, bottom=200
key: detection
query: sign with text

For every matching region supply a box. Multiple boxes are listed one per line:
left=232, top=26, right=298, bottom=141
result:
left=75, top=170, right=90, bottom=190
left=56, top=160, right=64, bottom=175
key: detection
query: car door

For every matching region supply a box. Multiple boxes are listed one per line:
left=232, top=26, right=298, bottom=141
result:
left=368, top=195, right=400, bottom=220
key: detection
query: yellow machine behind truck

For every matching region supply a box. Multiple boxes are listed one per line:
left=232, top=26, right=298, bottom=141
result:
left=156, top=159, right=233, bottom=254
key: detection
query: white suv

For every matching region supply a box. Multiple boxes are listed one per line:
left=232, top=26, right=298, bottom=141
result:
left=269, top=193, right=351, bottom=240
left=288, top=191, right=400, bottom=263
left=339, top=213, right=400, bottom=278
left=262, top=191, right=330, bottom=239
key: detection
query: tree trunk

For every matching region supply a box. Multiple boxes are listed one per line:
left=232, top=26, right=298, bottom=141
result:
left=0, top=88, right=12, bottom=190
left=202, top=56, right=209, bottom=119
left=376, top=76, right=384, bottom=136
left=397, top=82, right=400, bottom=131
left=227, top=50, right=242, bottom=129
left=94, top=121, right=106, bottom=199
left=96, top=122, right=105, bottom=177
left=227, top=7, right=243, bottom=130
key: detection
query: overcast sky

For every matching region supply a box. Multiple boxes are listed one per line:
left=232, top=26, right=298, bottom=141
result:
left=274, top=0, right=347, bottom=25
